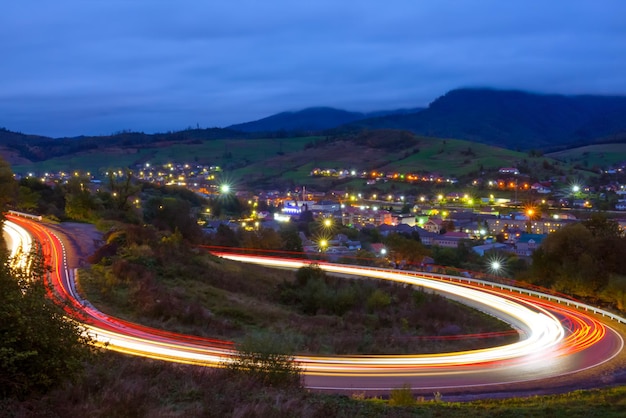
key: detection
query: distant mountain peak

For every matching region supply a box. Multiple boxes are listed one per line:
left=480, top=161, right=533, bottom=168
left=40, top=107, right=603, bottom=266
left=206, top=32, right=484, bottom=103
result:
left=226, top=106, right=424, bottom=133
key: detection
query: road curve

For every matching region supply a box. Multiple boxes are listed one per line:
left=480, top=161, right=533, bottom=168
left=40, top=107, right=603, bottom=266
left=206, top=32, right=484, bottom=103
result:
left=5, top=215, right=625, bottom=394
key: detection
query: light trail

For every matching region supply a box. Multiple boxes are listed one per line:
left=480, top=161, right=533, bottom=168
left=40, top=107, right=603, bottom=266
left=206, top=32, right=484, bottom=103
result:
left=5, top=216, right=624, bottom=392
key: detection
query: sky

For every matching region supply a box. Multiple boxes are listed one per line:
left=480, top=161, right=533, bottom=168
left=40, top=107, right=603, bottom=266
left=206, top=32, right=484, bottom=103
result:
left=1, top=1, right=625, bottom=137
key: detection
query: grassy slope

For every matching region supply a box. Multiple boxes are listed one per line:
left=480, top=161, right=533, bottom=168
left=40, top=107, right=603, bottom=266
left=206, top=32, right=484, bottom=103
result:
left=547, top=143, right=626, bottom=168
left=79, top=248, right=515, bottom=355
left=6, top=351, right=626, bottom=417
left=10, top=135, right=597, bottom=187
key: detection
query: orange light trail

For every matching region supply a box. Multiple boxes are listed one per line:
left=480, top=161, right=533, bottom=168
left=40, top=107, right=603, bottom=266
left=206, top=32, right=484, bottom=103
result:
left=5, top=216, right=624, bottom=390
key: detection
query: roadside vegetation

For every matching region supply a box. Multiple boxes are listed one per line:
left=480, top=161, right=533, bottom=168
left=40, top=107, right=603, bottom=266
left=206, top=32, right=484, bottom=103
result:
left=527, top=214, right=626, bottom=312
left=3, top=351, right=626, bottom=417
left=79, top=223, right=515, bottom=355
left=2, top=154, right=626, bottom=415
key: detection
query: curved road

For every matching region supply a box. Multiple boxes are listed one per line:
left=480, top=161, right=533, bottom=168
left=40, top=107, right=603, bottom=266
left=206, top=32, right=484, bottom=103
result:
left=6, top=214, right=625, bottom=394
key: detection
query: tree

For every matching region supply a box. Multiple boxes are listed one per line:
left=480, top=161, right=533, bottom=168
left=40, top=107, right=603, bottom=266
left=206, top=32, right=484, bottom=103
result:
left=0, top=156, right=17, bottom=214
left=531, top=223, right=610, bottom=294
left=280, top=224, right=303, bottom=254
left=385, top=233, right=429, bottom=267
left=64, top=178, right=101, bottom=221
left=0, top=245, right=93, bottom=398
left=143, top=197, right=202, bottom=243
left=106, top=169, right=139, bottom=212
left=582, top=214, right=621, bottom=238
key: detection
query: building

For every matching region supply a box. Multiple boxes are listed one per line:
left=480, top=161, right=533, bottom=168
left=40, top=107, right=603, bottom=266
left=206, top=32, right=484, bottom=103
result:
left=514, top=233, right=547, bottom=257
left=342, top=206, right=393, bottom=227
left=432, top=231, right=470, bottom=248
left=486, top=218, right=574, bottom=235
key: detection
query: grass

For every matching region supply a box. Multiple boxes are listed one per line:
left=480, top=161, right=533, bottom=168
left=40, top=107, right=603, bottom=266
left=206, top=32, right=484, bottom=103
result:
left=10, top=134, right=598, bottom=187
left=4, top=351, right=626, bottom=417
left=547, top=144, right=626, bottom=168
left=78, top=235, right=517, bottom=355
left=12, top=136, right=317, bottom=176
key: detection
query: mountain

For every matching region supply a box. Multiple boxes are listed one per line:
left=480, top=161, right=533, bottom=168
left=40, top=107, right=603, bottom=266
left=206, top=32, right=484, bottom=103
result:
left=345, top=88, right=626, bottom=150
left=227, top=106, right=423, bottom=133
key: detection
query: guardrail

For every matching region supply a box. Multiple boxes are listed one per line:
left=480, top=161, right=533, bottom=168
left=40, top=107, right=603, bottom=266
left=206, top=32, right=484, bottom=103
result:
left=348, top=263, right=626, bottom=326
left=215, top=250, right=626, bottom=327
left=7, top=210, right=43, bottom=222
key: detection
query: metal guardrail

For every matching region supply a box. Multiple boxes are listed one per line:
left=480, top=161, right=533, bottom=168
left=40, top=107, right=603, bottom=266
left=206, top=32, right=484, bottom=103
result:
left=397, top=268, right=626, bottom=325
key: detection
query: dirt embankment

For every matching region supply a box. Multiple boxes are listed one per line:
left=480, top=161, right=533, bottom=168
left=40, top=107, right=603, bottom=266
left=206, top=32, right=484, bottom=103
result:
left=48, top=222, right=103, bottom=268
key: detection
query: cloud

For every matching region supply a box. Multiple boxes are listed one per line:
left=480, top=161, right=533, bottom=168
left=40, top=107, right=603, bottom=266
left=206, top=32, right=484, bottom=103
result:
left=1, top=0, right=625, bottom=136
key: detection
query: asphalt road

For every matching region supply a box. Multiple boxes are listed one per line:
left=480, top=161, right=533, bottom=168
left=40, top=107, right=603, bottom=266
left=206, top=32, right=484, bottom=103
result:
left=7, top=215, right=626, bottom=397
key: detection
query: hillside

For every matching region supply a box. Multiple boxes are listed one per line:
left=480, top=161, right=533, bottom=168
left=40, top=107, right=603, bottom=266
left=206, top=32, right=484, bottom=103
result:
left=346, top=88, right=626, bottom=150
left=227, top=106, right=423, bottom=133
left=0, top=127, right=246, bottom=166
left=226, top=131, right=589, bottom=189
left=547, top=143, right=626, bottom=169
left=7, top=129, right=596, bottom=187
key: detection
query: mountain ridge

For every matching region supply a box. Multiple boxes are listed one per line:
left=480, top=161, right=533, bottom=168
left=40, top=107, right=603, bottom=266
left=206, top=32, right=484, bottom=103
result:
left=344, top=88, right=626, bottom=150
left=226, top=106, right=423, bottom=133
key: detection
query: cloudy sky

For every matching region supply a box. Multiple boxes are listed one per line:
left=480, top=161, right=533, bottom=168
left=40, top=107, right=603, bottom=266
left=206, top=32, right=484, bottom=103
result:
left=1, top=1, right=625, bottom=137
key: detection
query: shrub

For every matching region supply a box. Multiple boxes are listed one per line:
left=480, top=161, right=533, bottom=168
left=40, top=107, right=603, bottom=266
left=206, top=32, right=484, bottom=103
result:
left=389, top=384, right=415, bottom=406
left=366, top=289, right=391, bottom=312
left=224, top=334, right=302, bottom=388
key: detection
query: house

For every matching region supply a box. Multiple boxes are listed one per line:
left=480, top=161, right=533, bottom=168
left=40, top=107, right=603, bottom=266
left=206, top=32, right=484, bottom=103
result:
left=472, top=243, right=509, bottom=256
left=369, top=243, right=387, bottom=256
left=531, top=182, right=552, bottom=194
left=432, top=231, right=469, bottom=248
left=514, top=233, right=547, bottom=257
left=311, top=200, right=340, bottom=213
left=342, top=206, right=393, bottom=227
left=423, top=218, right=444, bottom=234
left=499, top=167, right=520, bottom=175
left=394, top=214, right=416, bottom=226
left=413, top=227, right=438, bottom=246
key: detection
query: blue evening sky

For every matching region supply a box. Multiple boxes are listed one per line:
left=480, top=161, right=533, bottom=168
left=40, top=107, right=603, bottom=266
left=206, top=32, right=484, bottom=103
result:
left=1, top=1, right=625, bottom=137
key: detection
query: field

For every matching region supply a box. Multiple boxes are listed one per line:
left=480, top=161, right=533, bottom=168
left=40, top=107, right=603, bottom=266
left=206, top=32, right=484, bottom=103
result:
left=10, top=134, right=598, bottom=188
left=547, top=144, right=626, bottom=168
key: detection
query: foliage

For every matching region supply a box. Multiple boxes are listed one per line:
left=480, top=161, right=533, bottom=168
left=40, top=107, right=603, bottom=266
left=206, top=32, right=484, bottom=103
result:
left=143, top=196, right=203, bottom=243
left=388, top=384, right=415, bottom=406
left=531, top=217, right=626, bottom=297
left=224, top=334, right=302, bottom=388
left=385, top=233, right=430, bottom=266
left=6, top=351, right=626, bottom=417
left=0, top=157, right=17, bottom=212
left=64, top=177, right=102, bottom=222
left=16, top=177, right=65, bottom=218
left=0, top=246, right=93, bottom=398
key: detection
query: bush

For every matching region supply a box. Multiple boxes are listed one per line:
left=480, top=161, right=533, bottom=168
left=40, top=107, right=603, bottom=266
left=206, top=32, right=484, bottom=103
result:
left=367, top=289, right=391, bottom=312
left=224, top=334, right=302, bottom=388
left=389, top=383, right=415, bottom=406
